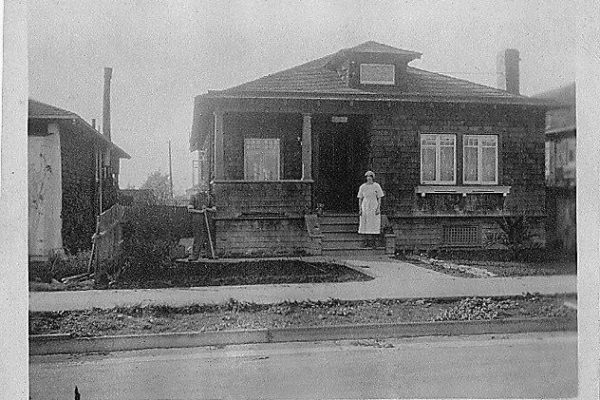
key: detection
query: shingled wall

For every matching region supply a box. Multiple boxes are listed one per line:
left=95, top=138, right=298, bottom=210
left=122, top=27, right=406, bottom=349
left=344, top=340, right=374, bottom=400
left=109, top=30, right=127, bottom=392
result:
left=59, top=121, right=98, bottom=254
left=200, top=100, right=546, bottom=253
left=214, top=217, right=310, bottom=257
left=367, top=102, right=546, bottom=249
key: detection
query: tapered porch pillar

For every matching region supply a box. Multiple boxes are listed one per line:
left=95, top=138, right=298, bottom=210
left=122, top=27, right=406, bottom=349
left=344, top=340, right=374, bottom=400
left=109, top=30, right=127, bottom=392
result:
left=302, top=114, right=312, bottom=180
left=213, top=111, right=224, bottom=180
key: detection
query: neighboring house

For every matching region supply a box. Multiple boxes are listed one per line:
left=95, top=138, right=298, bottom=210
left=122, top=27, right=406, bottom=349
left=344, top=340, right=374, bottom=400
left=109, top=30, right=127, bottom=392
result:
left=189, top=41, right=547, bottom=257
left=534, top=83, right=576, bottom=187
left=28, top=99, right=130, bottom=261
left=533, top=82, right=576, bottom=254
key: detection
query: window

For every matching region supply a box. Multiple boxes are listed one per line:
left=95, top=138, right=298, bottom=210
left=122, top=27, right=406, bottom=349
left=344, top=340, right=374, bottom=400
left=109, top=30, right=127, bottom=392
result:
left=420, top=134, right=456, bottom=184
left=359, top=63, right=395, bottom=85
left=244, top=138, right=280, bottom=181
left=463, top=135, right=498, bottom=185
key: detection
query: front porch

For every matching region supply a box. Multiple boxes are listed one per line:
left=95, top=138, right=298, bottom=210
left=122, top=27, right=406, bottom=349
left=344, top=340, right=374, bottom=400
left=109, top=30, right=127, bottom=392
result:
left=205, top=110, right=387, bottom=257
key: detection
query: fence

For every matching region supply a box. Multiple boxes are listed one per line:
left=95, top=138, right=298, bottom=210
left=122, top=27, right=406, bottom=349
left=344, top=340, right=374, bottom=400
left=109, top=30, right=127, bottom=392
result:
left=91, top=204, right=127, bottom=280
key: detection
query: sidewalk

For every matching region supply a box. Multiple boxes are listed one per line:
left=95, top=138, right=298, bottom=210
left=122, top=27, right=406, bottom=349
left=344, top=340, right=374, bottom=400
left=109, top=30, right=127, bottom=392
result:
left=29, top=256, right=577, bottom=312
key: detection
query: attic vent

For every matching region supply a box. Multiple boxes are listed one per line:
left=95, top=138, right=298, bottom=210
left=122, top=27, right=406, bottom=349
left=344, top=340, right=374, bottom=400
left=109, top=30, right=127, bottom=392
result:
left=443, top=225, right=481, bottom=246
left=360, top=63, right=395, bottom=85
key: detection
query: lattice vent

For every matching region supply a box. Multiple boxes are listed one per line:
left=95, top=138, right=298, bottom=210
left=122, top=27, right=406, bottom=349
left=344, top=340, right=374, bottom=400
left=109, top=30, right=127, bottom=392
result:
left=443, top=225, right=481, bottom=246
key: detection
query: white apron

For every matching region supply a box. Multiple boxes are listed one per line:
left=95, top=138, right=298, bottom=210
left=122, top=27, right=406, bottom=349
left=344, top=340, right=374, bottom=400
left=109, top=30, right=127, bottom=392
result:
left=357, top=182, right=384, bottom=234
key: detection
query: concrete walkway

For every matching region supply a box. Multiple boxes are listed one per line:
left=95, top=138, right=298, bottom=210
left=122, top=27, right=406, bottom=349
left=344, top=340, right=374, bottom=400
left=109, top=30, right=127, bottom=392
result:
left=29, top=256, right=577, bottom=312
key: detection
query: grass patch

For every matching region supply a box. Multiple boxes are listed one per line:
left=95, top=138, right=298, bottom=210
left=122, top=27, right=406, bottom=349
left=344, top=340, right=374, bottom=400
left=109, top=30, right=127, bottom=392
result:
left=29, top=294, right=576, bottom=337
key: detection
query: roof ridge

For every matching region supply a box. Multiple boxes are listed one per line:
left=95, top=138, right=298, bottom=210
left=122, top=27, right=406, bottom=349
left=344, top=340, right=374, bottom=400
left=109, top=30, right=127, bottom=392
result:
left=345, top=40, right=422, bottom=55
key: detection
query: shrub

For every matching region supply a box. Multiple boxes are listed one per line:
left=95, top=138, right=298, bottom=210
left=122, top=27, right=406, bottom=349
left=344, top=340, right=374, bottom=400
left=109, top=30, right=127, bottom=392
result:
left=118, top=205, right=193, bottom=280
left=494, top=215, right=543, bottom=261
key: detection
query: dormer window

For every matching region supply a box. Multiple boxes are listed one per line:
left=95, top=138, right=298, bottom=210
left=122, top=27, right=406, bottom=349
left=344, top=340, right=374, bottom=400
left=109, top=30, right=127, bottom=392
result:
left=359, top=63, right=395, bottom=85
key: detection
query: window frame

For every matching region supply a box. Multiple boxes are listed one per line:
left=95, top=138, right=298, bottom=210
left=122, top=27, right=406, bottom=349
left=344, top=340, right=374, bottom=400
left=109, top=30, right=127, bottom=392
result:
left=359, top=63, right=396, bottom=85
left=243, top=138, right=281, bottom=181
left=420, top=133, right=457, bottom=185
left=462, top=134, right=499, bottom=185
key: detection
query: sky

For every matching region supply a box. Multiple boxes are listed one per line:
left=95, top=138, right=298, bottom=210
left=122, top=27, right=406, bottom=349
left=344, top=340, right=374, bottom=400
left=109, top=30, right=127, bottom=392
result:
left=28, top=0, right=576, bottom=193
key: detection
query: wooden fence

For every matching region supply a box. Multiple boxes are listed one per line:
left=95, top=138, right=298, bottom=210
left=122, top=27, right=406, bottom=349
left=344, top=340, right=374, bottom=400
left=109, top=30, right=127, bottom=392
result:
left=91, top=204, right=127, bottom=280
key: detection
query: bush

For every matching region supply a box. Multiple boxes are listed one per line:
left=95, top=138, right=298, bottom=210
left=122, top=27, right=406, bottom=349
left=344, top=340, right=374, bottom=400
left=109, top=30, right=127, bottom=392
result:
left=119, top=205, right=192, bottom=280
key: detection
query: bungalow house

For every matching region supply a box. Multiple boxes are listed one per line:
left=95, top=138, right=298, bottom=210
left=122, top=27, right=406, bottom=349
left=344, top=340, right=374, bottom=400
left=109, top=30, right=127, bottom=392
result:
left=189, top=41, right=547, bottom=257
left=533, top=82, right=576, bottom=254
left=28, top=99, right=130, bottom=261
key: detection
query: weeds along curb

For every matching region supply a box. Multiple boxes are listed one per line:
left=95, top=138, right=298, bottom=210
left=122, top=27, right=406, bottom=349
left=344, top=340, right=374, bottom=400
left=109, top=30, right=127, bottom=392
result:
left=30, top=317, right=576, bottom=355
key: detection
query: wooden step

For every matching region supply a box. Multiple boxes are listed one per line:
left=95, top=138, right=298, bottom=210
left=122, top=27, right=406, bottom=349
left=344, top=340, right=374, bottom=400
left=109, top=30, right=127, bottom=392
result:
left=322, top=248, right=386, bottom=256
left=319, top=215, right=360, bottom=225
left=322, top=240, right=385, bottom=250
left=322, top=233, right=365, bottom=242
left=320, top=224, right=359, bottom=233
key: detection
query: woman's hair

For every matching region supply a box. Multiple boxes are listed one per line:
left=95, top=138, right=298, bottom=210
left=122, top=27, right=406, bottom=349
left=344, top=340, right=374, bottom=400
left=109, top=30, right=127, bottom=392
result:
left=364, top=170, right=375, bottom=178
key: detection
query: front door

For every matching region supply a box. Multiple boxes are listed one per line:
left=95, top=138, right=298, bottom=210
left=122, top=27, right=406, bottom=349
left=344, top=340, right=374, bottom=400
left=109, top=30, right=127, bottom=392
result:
left=314, top=115, right=369, bottom=212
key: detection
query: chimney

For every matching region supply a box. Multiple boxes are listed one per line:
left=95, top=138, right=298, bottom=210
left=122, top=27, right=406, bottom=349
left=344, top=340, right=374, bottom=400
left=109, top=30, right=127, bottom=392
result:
left=103, top=67, right=112, bottom=141
left=91, top=119, right=96, bottom=130
left=496, top=49, right=520, bottom=95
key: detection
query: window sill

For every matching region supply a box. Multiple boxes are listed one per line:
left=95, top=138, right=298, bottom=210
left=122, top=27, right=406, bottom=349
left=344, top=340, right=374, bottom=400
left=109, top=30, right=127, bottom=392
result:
left=416, top=185, right=511, bottom=197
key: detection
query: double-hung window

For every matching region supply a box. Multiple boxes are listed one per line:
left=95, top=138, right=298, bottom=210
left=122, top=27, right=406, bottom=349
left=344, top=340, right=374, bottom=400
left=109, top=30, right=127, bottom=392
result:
left=244, top=138, right=280, bottom=181
left=420, top=134, right=456, bottom=184
left=463, top=135, right=498, bottom=185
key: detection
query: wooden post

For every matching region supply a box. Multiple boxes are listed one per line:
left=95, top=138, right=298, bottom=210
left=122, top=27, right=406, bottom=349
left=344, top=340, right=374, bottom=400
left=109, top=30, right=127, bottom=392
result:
left=214, top=111, right=224, bottom=180
left=168, top=140, right=174, bottom=200
left=302, top=114, right=312, bottom=180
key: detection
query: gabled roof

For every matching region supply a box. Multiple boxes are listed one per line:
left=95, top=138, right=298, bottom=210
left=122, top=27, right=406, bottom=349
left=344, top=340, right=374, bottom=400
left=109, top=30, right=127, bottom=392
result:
left=28, top=99, right=131, bottom=159
left=28, top=100, right=78, bottom=119
left=202, top=41, right=545, bottom=106
left=344, top=40, right=422, bottom=57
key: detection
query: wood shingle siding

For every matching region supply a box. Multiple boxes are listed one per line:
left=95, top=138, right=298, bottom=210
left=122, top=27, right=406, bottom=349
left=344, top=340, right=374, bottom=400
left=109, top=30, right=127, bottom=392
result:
left=215, top=218, right=309, bottom=257
left=213, top=181, right=312, bottom=218
left=59, top=121, right=98, bottom=254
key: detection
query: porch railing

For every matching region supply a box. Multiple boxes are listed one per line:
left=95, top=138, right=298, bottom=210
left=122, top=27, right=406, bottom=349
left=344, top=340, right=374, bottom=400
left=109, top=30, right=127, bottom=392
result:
left=212, top=180, right=313, bottom=218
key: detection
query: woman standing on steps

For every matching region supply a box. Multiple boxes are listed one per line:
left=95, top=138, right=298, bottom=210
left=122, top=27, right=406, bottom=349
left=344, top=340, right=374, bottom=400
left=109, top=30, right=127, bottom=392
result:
left=357, top=171, right=384, bottom=248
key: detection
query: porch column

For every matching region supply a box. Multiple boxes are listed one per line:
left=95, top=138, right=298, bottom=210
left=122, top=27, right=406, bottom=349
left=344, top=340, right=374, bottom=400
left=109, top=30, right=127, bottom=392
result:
left=213, top=111, right=224, bottom=180
left=302, top=113, right=312, bottom=180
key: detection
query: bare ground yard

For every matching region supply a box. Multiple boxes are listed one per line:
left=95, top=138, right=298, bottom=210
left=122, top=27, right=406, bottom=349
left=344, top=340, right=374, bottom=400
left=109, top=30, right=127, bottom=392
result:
left=29, top=294, right=576, bottom=337
left=29, top=260, right=372, bottom=291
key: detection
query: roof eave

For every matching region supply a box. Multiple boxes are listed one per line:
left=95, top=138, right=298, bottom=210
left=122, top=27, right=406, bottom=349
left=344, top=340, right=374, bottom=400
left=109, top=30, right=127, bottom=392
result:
left=200, top=91, right=548, bottom=107
left=29, top=115, right=131, bottom=159
left=546, top=125, right=576, bottom=135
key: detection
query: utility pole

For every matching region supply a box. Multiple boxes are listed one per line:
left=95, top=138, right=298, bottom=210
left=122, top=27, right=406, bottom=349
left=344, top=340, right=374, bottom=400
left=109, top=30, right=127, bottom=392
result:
left=168, top=140, right=174, bottom=201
